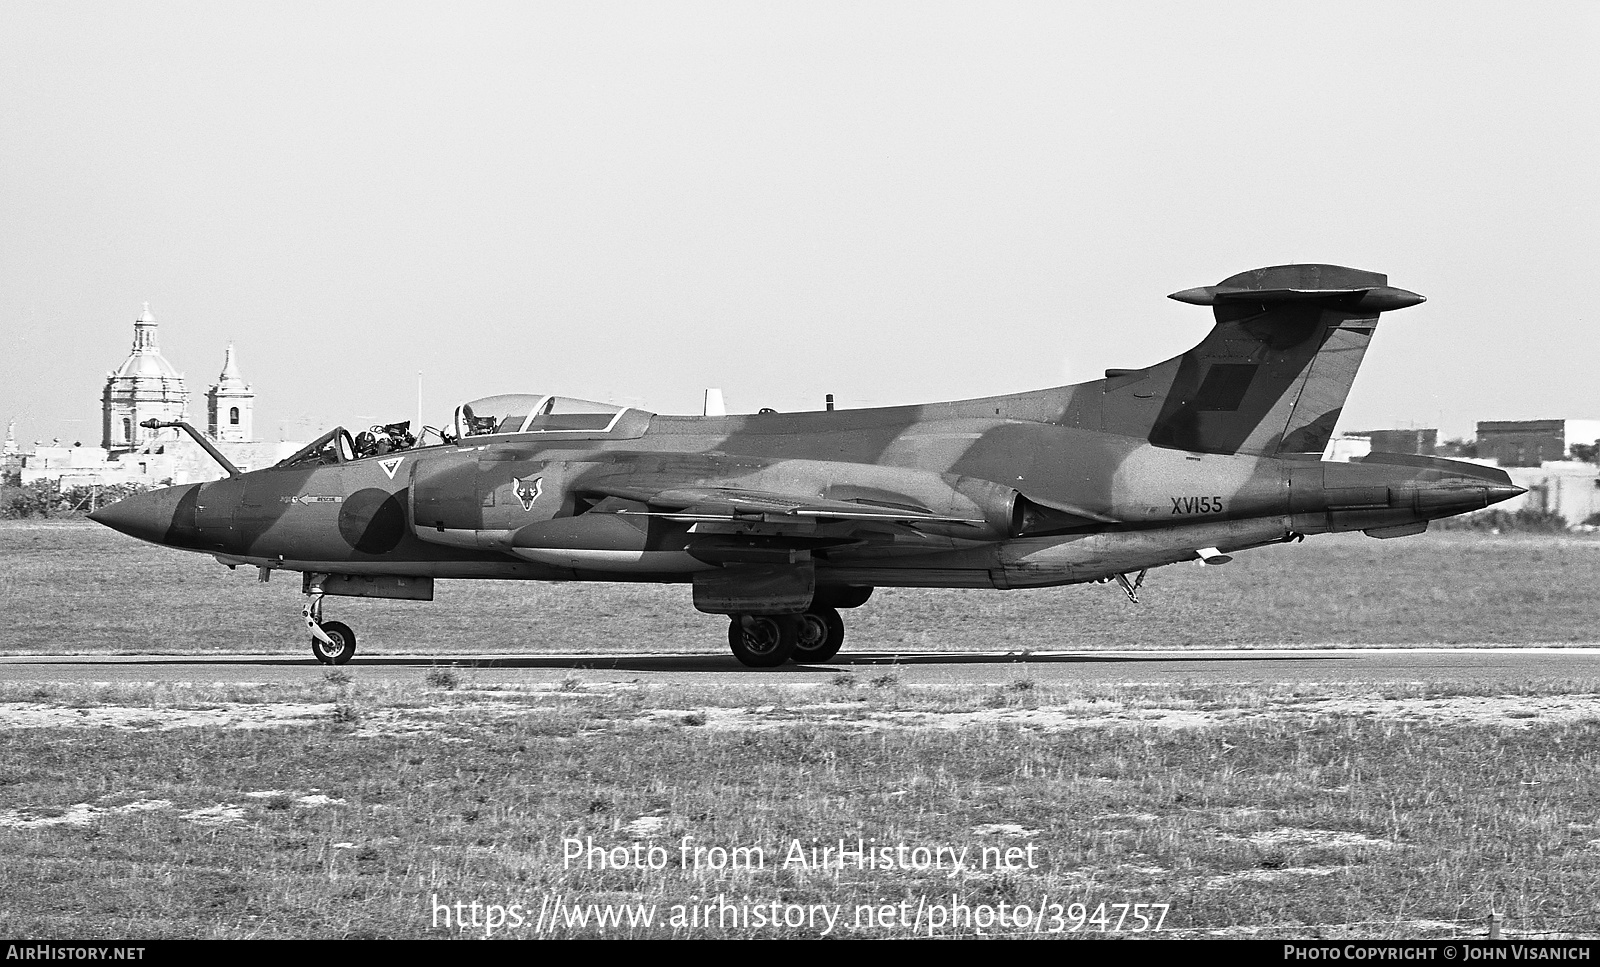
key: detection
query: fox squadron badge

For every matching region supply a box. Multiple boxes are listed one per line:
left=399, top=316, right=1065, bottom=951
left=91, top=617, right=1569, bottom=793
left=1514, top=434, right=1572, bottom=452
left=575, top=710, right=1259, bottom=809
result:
left=514, top=476, right=543, bottom=511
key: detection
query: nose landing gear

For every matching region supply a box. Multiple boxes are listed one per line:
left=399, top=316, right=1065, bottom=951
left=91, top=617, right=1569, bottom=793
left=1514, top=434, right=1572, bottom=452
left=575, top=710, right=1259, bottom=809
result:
left=304, top=574, right=357, bottom=665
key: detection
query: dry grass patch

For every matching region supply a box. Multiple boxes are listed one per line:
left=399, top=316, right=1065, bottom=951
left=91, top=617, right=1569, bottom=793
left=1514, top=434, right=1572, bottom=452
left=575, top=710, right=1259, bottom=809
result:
left=0, top=679, right=1598, bottom=937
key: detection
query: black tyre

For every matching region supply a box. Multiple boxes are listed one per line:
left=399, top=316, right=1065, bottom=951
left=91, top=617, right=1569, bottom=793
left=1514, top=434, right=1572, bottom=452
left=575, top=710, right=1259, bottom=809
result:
left=727, top=614, right=798, bottom=668
left=312, top=620, right=357, bottom=665
left=791, top=606, right=845, bottom=663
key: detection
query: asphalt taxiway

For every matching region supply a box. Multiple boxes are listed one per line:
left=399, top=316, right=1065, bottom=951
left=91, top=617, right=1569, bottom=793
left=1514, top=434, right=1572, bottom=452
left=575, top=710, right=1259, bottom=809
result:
left=4, top=648, right=1599, bottom=686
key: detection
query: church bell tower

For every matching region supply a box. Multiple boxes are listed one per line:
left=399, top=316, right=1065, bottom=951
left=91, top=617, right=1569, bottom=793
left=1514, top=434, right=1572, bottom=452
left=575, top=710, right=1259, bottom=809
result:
left=206, top=343, right=255, bottom=442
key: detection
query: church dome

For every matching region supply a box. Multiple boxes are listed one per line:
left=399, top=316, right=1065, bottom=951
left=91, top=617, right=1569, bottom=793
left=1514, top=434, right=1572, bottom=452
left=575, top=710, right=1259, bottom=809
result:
left=108, top=302, right=185, bottom=383
left=111, top=351, right=184, bottom=381
left=102, top=303, right=189, bottom=450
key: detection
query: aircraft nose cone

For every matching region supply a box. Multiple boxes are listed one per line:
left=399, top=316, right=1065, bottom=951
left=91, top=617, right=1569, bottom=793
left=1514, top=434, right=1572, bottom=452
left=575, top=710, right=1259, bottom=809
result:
left=1485, top=483, right=1526, bottom=507
left=89, top=484, right=197, bottom=546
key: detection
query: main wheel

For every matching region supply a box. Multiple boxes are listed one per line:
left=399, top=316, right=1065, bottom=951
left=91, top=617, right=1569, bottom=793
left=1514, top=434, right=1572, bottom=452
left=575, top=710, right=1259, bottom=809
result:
left=727, top=614, right=798, bottom=668
left=312, top=620, right=357, bottom=665
left=791, top=605, right=845, bottom=663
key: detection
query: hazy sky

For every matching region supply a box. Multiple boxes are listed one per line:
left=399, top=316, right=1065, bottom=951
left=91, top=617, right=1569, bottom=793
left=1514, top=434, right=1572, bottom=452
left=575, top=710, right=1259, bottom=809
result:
left=2, top=2, right=1595, bottom=445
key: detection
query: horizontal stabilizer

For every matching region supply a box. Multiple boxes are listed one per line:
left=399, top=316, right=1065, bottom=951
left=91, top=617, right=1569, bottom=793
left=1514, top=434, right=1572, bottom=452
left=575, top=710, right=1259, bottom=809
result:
left=1169, top=263, right=1423, bottom=313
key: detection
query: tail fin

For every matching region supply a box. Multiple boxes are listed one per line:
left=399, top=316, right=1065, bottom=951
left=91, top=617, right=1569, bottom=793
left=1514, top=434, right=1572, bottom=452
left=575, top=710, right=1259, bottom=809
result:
left=1099, top=264, right=1424, bottom=456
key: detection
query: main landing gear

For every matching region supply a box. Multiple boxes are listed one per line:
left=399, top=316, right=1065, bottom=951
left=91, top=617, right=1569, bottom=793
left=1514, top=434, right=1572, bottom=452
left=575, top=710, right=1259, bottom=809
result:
left=303, top=574, right=356, bottom=665
left=726, top=604, right=846, bottom=668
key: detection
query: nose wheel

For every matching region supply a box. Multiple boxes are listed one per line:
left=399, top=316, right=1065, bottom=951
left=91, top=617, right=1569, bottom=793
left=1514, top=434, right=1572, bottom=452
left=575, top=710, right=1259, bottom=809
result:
left=304, top=576, right=357, bottom=665
left=311, top=620, right=356, bottom=665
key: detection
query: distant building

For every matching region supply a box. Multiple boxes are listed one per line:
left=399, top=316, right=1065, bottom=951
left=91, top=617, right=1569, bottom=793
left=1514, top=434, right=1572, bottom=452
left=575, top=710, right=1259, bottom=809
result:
left=205, top=343, right=255, bottom=442
left=1, top=421, right=21, bottom=485
left=1325, top=428, right=1436, bottom=462
left=1326, top=432, right=1372, bottom=462
left=1490, top=462, right=1600, bottom=526
left=102, top=304, right=188, bottom=453
left=16, top=305, right=301, bottom=489
left=18, top=443, right=127, bottom=489
left=1366, top=428, right=1436, bottom=456
left=1476, top=419, right=1600, bottom=468
left=1435, top=437, right=1478, bottom=459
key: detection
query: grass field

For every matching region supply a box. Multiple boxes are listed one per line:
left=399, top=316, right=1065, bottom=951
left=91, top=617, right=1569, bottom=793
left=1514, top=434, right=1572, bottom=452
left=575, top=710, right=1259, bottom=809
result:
left=2, top=520, right=1597, bottom=656
left=1, top=677, right=1597, bottom=939
left=5, top=523, right=1599, bottom=939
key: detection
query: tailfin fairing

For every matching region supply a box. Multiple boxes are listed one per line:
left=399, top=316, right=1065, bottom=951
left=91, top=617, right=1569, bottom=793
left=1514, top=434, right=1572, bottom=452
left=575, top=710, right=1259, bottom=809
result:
left=1094, top=264, right=1423, bottom=456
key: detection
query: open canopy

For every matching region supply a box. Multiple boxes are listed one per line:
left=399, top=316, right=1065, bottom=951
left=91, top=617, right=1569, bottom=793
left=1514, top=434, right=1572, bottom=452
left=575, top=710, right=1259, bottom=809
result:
left=455, top=394, right=643, bottom=438
left=276, top=425, right=356, bottom=468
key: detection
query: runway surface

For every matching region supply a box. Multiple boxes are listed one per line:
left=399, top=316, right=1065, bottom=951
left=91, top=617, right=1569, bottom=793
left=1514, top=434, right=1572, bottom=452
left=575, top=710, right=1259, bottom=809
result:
left=5, top=648, right=1600, bottom=686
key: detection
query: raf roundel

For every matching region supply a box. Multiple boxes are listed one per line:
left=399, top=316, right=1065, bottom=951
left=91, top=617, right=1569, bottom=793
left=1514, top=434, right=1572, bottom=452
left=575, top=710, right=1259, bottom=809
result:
left=336, top=488, right=408, bottom=554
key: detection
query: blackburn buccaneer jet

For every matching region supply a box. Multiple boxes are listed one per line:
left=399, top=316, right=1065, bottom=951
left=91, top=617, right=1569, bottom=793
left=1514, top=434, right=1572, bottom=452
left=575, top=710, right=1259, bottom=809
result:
left=91, top=264, right=1523, bottom=667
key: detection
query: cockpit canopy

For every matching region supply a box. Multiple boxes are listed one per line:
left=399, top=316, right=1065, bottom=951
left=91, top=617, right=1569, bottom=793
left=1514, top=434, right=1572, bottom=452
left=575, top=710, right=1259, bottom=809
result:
left=455, top=394, right=638, bottom=438
left=276, top=426, right=357, bottom=468
left=273, top=394, right=648, bottom=469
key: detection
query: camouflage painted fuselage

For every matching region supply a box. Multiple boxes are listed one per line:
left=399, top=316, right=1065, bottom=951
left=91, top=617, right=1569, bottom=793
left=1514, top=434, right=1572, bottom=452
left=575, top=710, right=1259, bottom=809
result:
left=92, top=264, right=1521, bottom=614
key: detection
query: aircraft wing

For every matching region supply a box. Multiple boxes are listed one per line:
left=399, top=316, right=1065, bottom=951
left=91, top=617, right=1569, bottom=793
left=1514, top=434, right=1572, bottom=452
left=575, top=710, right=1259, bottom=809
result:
left=581, top=483, right=986, bottom=526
